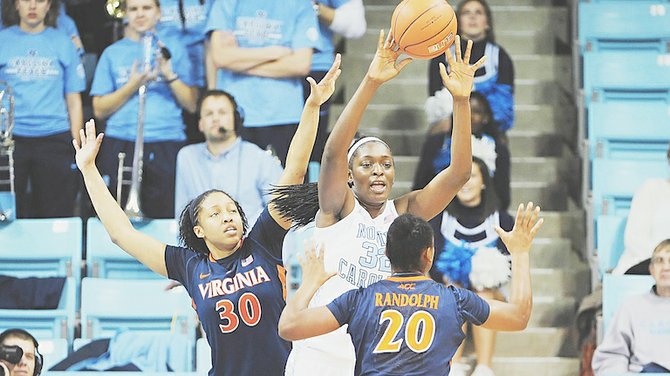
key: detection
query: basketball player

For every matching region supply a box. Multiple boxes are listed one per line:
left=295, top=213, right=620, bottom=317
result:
left=281, top=32, right=486, bottom=375
left=280, top=203, right=543, bottom=375
left=73, top=57, right=341, bottom=375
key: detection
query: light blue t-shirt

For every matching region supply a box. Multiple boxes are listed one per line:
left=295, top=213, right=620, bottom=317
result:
left=174, top=139, right=283, bottom=223
left=156, top=0, right=214, bottom=87
left=311, top=0, right=350, bottom=72
left=0, top=26, right=85, bottom=137
left=90, top=32, right=195, bottom=142
left=205, top=0, right=320, bottom=127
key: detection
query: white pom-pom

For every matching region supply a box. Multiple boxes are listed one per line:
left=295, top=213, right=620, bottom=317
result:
left=469, top=247, right=511, bottom=291
left=471, top=135, right=497, bottom=175
left=424, top=88, right=454, bottom=125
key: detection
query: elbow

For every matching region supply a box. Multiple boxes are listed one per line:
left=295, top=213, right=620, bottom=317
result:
left=278, top=318, right=300, bottom=341
left=295, top=61, right=311, bottom=76
left=92, top=99, right=105, bottom=120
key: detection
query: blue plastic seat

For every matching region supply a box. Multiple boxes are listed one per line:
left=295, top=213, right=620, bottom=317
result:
left=80, top=278, right=196, bottom=340
left=579, top=2, right=670, bottom=52
left=86, top=218, right=178, bottom=279
left=0, top=218, right=82, bottom=279
left=595, top=214, right=627, bottom=275
left=583, top=51, right=670, bottom=108
left=602, top=274, right=654, bottom=331
left=591, top=158, right=668, bottom=215
left=588, top=100, right=670, bottom=160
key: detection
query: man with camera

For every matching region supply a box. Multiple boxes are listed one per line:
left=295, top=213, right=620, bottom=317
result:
left=0, top=329, right=41, bottom=376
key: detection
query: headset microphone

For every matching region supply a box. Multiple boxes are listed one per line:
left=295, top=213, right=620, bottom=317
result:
left=218, top=127, right=227, bottom=134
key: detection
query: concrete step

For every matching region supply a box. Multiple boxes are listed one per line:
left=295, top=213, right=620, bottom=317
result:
left=530, top=237, right=582, bottom=269
left=510, top=181, right=567, bottom=211
left=515, top=55, right=570, bottom=82
left=328, top=103, right=572, bottom=136
left=511, top=156, right=563, bottom=183
left=508, top=132, right=564, bottom=157
left=496, top=327, right=578, bottom=357
left=531, top=267, right=590, bottom=298
left=491, top=357, right=579, bottom=376
left=529, top=296, right=578, bottom=328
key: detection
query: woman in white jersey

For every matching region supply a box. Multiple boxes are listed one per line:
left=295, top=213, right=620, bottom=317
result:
left=278, top=32, right=486, bottom=375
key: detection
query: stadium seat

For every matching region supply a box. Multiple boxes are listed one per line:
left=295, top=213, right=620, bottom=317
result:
left=591, top=158, right=668, bottom=215
left=282, top=223, right=315, bottom=297
left=602, top=274, right=654, bottom=331
left=0, top=277, right=76, bottom=341
left=39, top=338, right=70, bottom=372
left=195, top=338, right=211, bottom=373
left=595, top=214, right=627, bottom=275
left=0, top=218, right=82, bottom=280
left=588, top=100, right=670, bottom=160
left=80, top=278, right=196, bottom=340
left=579, top=2, right=670, bottom=52
left=583, top=51, right=670, bottom=108
left=86, top=218, right=178, bottom=279
left=308, top=161, right=320, bottom=183
left=45, top=372, right=201, bottom=376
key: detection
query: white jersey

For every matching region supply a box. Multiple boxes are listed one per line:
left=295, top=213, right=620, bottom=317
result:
left=286, top=200, right=399, bottom=376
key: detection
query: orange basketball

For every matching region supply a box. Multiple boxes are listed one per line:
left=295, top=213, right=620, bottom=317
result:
left=391, top=0, right=457, bottom=59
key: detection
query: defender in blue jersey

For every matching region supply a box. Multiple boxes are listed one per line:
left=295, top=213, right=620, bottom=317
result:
left=280, top=204, right=543, bottom=375
left=73, top=56, right=341, bottom=375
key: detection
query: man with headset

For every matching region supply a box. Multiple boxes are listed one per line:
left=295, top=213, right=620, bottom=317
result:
left=174, top=89, right=283, bottom=224
left=0, top=329, right=42, bottom=376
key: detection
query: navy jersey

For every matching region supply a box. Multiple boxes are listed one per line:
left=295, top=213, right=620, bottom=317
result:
left=327, top=274, right=490, bottom=376
left=165, top=208, right=290, bottom=375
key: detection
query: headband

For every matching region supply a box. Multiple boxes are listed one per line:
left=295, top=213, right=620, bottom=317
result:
left=347, top=136, right=389, bottom=162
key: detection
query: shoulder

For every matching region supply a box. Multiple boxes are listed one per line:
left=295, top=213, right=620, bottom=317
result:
left=178, top=143, right=204, bottom=157
left=639, top=178, right=669, bottom=192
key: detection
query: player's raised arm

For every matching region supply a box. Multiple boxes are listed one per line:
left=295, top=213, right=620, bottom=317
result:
left=73, top=120, right=168, bottom=276
left=279, top=243, right=341, bottom=341
left=481, top=202, right=543, bottom=331
left=269, top=55, right=342, bottom=229
left=317, top=30, right=412, bottom=224
left=397, top=36, right=487, bottom=220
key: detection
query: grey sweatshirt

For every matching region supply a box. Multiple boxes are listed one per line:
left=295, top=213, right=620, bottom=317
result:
left=592, top=288, right=670, bottom=375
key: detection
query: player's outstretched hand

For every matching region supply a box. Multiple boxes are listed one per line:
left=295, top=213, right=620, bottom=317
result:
left=495, top=202, right=544, bottom=254
left=439, top=35, right=487, bottom=99
left=298, top=242, right=336, bottom=289
left=366, top=29, right=413, bottom=85
left=73, top=119, right=104, bottom=172
left=306, top=53, right=342, bottom=107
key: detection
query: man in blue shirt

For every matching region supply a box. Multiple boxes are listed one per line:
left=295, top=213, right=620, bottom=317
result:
left=175, top=90, right=283, bottom=222
left=279, top=203, right=543, bottom=375
left=206, top=0, right=321, bottom=167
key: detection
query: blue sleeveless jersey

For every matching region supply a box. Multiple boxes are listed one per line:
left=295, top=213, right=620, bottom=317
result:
left=327, top=275, right=490, bottom=376
left=165, top=208, right=290, bottom=375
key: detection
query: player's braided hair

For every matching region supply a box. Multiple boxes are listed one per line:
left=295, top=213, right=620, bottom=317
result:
left=178, top=189, right=249, bottom=257
left=267, top=183, right=319, bottom=228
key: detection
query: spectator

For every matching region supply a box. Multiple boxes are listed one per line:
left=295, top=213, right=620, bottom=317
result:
left=306, top=0, right=366, bottom=163
left=0, top=0, right=85, bottom=218
left=156, top=0, right=214, bottom=88
left=174, top=89, right=283, bottom=223
left=0, top=329, right=42, bottom=376
left=429, top=157, right=514, bottom=376
left=613, top=144, right=670, bottom=275
left=426, top=0, right=514, bottom=136
left=592, top=239, right=670, bottom=374
left=414, top=91, right=511, bottom=210
left=90, top=0, right=198, bottom=219
left=207, top=0, right=320, bottom=166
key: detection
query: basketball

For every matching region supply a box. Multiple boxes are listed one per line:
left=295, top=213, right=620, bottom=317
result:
left=390, top=0, right=457, bottom=59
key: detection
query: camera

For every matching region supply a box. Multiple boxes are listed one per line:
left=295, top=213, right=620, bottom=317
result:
left=0, top=344, right=23, bottom=376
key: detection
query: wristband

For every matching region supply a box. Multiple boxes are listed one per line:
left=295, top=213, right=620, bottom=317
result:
left=165, top=75, right=179, bottom=84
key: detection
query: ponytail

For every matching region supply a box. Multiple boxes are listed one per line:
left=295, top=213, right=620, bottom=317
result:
left=268, top=183, right=319, bottom=228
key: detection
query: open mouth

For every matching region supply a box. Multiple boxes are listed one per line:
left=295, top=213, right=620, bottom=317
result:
left=370, top=181, right=386, bottom=194
left=224, top=225, right=237, bottom=234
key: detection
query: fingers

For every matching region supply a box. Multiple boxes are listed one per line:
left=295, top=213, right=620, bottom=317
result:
left=463, top=39, right=473, bottom=65
left=444, top=47, right=456, bottom=70
left=72, top=138, right=79, bottom=152
left=513, top=203, right=524, bottom=229
left=493, top=225, right=506, bottom=239
left=326, top=53, right=342, bottom=78
left=306, top=76, right=317, bottom=91
left=454, top=35, right=462, bottom=63
left=471, top=55, right=487, bottom=71
left=377, top=29, right=385, bottom=51
left=522, top=202, right=534, bottom=229
left=530, top=217, right=544, bottom=238
left=383, top=28, right=393, bottom=50
left=438, top=62, right=448, bottom=82
left=86, top=119, right=96, bottom=144
left=395, top=57, right=413, bottom=71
